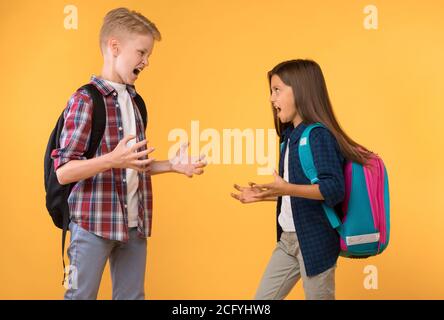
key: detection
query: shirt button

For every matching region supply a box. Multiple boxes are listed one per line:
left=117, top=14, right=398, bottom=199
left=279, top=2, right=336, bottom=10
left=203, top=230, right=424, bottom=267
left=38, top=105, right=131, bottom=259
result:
left=113, top=92, right=117, bottom=96
left=123, top=178, right=126, bottom=183
left=119, top=127, right=123, bottom=131
left=124, top=204, right=128, bottom=208
left=116, top=103, right=119, bottom=108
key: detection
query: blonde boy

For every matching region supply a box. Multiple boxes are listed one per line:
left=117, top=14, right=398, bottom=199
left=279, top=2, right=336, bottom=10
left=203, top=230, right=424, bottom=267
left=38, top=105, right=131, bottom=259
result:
left=51, top=7, right=206, bottom=300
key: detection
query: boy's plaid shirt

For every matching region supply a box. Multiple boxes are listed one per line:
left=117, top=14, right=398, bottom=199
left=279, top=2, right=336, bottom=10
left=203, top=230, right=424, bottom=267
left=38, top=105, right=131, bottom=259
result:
left=51, top=75, right=153, bottom=242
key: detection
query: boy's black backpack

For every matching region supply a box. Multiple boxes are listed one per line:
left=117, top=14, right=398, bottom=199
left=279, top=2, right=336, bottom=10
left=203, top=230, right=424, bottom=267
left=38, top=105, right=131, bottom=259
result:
left=43, top=83, right=147, bottom=284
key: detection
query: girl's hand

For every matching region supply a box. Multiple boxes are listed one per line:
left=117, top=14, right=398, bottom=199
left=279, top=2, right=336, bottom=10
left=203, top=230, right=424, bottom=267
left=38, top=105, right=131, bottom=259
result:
left=231, top=182, right=264, bottom=204
left=252, top=170, right=289, bottom=199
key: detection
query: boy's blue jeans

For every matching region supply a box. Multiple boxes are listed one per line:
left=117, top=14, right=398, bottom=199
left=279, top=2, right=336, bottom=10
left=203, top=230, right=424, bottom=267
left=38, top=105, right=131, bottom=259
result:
left=64, top=222, right=147, bottom=300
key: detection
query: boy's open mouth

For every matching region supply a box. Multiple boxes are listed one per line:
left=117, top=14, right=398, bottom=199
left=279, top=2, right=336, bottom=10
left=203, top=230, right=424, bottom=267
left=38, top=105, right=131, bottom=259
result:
left=133, top=67, right=142, bottom=76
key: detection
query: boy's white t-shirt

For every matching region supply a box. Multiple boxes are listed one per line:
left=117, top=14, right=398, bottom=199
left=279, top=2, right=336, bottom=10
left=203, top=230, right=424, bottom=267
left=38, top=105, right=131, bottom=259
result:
left=104, top=80, right=139, bottom=228
left=278, top=140, right=296, bottom=232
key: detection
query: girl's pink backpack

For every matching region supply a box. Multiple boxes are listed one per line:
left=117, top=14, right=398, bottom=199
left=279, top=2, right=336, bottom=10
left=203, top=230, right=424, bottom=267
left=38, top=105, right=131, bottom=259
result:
left=299, top=123, right=390, bottom=258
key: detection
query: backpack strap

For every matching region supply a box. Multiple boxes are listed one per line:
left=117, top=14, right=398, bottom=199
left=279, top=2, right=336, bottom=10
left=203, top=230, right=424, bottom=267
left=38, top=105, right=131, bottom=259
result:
left=298, top=123, right=344, bottom=235
left=81, top=84, right=107, bottom=158
left=61, top=83, right=106, bottom=285
left=133, top=94, right=147, bottom=129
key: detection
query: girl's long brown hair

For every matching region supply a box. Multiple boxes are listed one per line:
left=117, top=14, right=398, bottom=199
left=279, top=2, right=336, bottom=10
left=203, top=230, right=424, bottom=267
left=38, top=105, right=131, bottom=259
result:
left=268, top=59, right=372, bottom=165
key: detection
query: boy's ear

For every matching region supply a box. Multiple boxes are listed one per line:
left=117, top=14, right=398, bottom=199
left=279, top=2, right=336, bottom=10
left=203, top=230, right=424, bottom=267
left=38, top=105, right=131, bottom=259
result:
left=108, top=37, right=120, bottom=57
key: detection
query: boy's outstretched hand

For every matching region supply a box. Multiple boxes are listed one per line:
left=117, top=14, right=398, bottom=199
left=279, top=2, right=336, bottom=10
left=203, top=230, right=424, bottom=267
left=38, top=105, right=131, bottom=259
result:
left=169, top=143, right=207, bottom=178
left=109, top=135, right=156, bottom=172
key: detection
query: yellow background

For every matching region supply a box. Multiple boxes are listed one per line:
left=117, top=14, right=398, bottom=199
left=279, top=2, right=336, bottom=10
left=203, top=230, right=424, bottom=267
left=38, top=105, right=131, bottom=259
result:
left=1, top=0, right=443, bottom=299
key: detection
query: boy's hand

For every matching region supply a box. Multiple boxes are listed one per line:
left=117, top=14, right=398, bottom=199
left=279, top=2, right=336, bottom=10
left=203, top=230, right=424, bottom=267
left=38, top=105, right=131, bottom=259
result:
left=170, top=143, right=207, bottom=177
left=231, top=183, right=264, bottom=204
left=108, top=135, right=155, bottom=172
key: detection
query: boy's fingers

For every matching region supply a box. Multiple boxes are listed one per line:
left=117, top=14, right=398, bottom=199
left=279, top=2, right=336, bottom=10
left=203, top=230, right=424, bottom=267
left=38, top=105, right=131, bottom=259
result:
left=122, top=135, right=137, bottom=144
left=131, top=140, right=148, bottom=151
left=181, top=142, right=190, bottom=150
left=176, top=142, right=189, bottom=156
left=194, top=162, right=207, bottom=168
left=132, top=149, right=149, bottom=159
left=133, top=147, right=155, bottom=159
left=121, top=135, right=138, bottom=147
left=131, top=139, right=148, bottom=151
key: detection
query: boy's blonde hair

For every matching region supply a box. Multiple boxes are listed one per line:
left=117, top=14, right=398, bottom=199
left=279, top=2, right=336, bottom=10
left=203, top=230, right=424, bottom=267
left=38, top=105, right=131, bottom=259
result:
left=100, top=7, right=161, bottom=51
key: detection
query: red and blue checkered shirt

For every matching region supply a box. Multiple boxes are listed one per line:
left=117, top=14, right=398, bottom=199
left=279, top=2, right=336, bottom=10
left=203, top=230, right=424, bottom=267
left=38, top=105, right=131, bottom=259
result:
left=51, top=76, right=153, bottom=242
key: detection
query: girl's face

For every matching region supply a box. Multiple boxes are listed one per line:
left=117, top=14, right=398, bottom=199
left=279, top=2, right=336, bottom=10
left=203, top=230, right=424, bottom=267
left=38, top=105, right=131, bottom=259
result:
left=270, top=74, right=299, bottom=125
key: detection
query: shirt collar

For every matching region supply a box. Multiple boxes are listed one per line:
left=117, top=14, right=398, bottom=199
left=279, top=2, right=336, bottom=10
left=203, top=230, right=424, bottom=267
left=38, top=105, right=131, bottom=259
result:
left=291, top=122, right=308, bottom=145
left=282, top=122, right=308, bottom=144
left=89, top=75, right=138, bottom=98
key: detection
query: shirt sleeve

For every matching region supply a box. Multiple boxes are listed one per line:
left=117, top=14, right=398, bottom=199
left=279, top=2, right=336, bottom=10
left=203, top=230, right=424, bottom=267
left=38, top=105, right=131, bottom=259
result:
left=309, top=127, right=345, bottom=207
left=51, top=89, right=93, bottom=171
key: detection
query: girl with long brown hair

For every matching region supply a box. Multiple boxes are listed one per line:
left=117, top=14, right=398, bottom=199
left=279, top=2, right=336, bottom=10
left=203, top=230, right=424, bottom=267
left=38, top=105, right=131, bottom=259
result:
left=232, top=59, right=372, bottom=300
